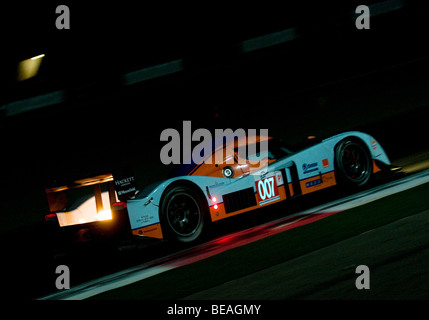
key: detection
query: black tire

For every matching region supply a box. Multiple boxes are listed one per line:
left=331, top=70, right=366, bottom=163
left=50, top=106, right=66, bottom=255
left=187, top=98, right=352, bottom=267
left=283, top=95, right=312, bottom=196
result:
left=335, top=139, right=372, bottom=187
left=160, top=185, right=207, bottom=243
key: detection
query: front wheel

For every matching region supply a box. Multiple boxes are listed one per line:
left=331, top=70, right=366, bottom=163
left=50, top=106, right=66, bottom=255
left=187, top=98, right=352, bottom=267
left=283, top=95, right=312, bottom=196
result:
left=335, top=139, right=372, bottom=187
left=160, top=185, right=207, bottom=243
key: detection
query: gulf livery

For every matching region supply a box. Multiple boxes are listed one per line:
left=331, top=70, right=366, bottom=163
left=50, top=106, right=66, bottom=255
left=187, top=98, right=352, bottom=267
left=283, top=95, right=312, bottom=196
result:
left=126, top=131, right=390, bottom=242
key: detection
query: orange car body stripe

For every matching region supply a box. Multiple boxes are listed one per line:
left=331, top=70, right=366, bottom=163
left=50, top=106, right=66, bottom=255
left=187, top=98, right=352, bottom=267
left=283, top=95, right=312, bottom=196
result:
left=132, top=223, right=163, bottom=239
left=372, top=159, right=382, bottom=174
left=288, top=183, right=295, bottom=197
left=209, top=171, right=338, bottom=222
left=300, top=171, right=337, bottom=195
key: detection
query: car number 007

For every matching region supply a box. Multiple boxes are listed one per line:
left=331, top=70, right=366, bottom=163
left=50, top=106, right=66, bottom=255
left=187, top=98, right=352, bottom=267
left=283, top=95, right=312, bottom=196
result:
left=255, top=175, right=282, bottom=205
left=257, top=177, right=275, bottom=201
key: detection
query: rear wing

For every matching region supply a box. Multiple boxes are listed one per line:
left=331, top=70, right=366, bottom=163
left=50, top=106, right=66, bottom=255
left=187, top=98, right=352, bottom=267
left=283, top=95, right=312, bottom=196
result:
left=45, top=174, right=116, bottom=213
left=45, top=170, right=137, bottom=227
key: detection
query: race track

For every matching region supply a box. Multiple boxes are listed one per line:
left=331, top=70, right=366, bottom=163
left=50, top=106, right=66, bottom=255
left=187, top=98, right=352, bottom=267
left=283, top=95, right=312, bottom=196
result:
left=185, top=208, right=429, bottom=299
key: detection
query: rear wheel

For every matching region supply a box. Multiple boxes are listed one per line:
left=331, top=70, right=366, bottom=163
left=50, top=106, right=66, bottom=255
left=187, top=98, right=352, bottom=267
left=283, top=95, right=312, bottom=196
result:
left=335, top=139, right=372, bottom=187
left=160, top=185, right=207, bottom=243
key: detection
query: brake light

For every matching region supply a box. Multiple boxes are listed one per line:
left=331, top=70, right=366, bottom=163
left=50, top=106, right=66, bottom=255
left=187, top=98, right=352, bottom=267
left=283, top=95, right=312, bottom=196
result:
left=45, top=213, right=57, bottom=221
left=112, top=201, right=127, bottom=208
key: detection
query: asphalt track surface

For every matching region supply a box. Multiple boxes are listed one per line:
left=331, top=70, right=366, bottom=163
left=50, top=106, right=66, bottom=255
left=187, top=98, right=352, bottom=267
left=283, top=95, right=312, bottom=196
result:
left=39, top=164, right=429, bottom=300
left=185, top=209, right=429, bottom=300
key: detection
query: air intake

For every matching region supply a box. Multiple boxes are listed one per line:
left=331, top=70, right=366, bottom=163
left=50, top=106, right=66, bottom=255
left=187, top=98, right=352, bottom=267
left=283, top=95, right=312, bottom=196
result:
left=223, top=187, right=256, bottom=214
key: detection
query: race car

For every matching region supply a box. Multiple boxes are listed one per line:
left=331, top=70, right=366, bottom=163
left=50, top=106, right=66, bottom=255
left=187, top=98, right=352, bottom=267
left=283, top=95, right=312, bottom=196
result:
left=126, top=131, right=391, bottom=243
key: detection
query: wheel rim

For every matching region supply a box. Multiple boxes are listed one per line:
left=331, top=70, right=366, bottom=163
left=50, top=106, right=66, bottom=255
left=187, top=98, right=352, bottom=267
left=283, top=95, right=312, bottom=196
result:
left=166, top=192, right=201, bottom=237
left=340, top=143, right=370, bottom=184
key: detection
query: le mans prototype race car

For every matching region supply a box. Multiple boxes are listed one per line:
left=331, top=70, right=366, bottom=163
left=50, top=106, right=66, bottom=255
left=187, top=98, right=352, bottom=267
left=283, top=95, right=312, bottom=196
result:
left=45, top=131, right=391, bottom=244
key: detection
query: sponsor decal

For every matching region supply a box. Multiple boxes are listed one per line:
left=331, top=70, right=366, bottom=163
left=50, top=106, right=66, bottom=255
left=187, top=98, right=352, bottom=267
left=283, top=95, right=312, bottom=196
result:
left=306, top=178, right=322, bottom=188
left=303, top=162, right=319, bottom=174
left=322, top=158, right=329, bottom=168
left=113, top=167, right=137, bottom=200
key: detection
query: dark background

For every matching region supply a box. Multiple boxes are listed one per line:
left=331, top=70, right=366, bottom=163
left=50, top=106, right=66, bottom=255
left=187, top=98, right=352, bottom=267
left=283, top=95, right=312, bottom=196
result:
left=2, top=1, right=429, bottom=185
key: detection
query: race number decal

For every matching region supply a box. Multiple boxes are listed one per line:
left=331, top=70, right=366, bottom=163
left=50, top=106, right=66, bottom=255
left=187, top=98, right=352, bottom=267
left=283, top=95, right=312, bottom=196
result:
left=255, top=175, right=280, bottom=205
